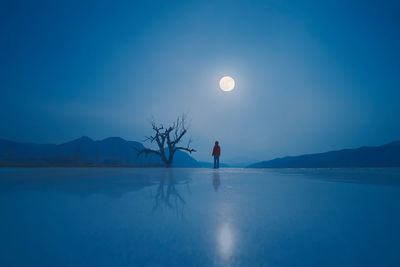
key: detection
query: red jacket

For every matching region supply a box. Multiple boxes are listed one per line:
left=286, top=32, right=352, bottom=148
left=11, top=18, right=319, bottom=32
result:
left=212, top=141, right=221, bottom=156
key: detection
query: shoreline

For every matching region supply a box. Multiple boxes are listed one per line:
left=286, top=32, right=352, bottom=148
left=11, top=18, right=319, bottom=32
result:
left=0, top=164, right=399, bottom=169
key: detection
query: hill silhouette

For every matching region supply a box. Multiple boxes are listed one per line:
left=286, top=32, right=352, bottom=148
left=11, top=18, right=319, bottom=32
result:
left=249, top=141, right=400, bottom=168
left=0, top=137, right=199, bottom=167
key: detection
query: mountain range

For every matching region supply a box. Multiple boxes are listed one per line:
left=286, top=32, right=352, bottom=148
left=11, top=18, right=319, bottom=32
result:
left=1, top=137, right=399, bottom=168
left=249, top=141, right=400, bottom=168
left=0, top=136, right=199, bottom=167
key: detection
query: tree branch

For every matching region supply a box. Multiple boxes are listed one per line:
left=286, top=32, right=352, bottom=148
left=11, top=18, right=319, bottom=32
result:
left=171, top=114, right=188, bottom=146
left=134, top=147, right=161, bottom=157
left=174, top=146, right=196, bottom=154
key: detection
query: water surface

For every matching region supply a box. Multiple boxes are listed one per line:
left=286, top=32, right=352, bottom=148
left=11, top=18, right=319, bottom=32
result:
left=0, top=168, right=399, bottom=266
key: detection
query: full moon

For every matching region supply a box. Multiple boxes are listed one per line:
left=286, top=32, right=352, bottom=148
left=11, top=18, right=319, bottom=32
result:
left=219, top=76, right=235, bottom=92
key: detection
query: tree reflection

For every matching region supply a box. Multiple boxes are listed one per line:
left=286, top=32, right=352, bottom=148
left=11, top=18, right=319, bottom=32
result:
left=153, top=170, right=187, bottom=219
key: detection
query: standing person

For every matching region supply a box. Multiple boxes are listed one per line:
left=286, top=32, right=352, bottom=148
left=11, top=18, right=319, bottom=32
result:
left=212, top=141, right=221, bottom=169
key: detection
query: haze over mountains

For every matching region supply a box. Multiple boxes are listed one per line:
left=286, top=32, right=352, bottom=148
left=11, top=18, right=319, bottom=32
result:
left=0, top=137, right=199, bottom=167
left=1, top=138, right=399, bottom=168
left=249, top=141, right=400, bottom=168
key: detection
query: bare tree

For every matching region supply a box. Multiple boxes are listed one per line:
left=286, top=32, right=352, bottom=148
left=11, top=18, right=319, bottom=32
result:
left=136, top=114, right=196, bottom=168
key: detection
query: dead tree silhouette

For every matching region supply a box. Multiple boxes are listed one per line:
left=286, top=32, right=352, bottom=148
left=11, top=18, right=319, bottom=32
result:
left=136, top=114, right=196, bottom=168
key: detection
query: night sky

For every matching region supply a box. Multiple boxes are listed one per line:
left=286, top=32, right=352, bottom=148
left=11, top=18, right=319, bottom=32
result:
left=1, top=0, right=399, bottom=162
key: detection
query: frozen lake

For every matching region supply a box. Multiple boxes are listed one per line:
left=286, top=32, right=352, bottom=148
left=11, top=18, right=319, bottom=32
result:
left=0, top=168, right=399, bottom=266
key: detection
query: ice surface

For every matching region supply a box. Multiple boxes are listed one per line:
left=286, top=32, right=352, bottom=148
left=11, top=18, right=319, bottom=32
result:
left=0, top=168, right=399, bottom=266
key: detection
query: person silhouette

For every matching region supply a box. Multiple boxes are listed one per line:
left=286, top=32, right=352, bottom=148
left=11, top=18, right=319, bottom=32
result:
left=212, top=141, right=221, bottom=169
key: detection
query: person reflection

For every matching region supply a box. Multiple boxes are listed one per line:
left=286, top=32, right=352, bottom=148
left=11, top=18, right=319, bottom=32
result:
left=153, top=169, right=186, bottom=218
left=212, top=171, right=221, bottom=192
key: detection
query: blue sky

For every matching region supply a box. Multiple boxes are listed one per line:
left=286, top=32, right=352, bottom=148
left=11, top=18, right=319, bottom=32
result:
left=1, top=0, right=399, bottom=162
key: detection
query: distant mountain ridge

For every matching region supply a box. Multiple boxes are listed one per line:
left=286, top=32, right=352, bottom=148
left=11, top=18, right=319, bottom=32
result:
left=249, top=141, right=400, bottom=168
left=0, top=137, right=199, bottom=167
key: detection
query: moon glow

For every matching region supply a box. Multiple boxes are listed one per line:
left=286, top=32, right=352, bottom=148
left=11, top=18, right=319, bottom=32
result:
left=219, top=76, right=235, bottom=92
